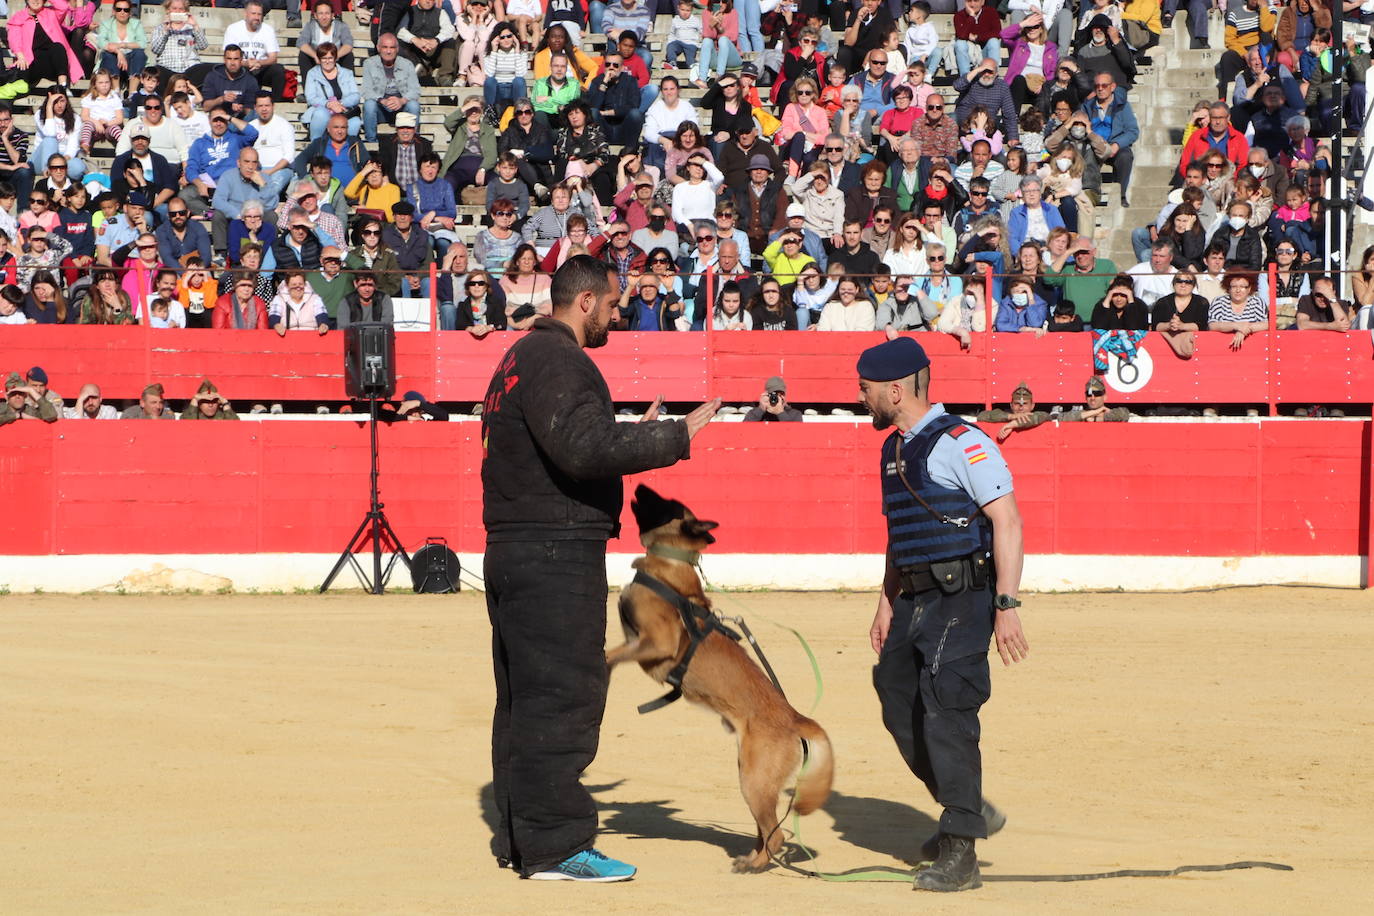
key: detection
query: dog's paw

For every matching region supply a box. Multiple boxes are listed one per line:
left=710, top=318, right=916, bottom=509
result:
left=732, top=853, right=769, bottom=874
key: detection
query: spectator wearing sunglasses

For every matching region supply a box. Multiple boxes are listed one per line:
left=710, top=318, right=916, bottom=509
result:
left=585, top=53, right=645, bottom=150
left=1061, top=376, right=1130, bottom=422
left=90, top=2, right=148, bottom=95
left=155, top=197, right=211, bottom=270
left=114, top=92, right=188, bottom=176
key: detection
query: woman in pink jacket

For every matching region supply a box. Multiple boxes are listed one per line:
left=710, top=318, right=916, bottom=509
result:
left=775, top=75, right=829, bottom=170
left=7, top=0, right=93, bottom=93
left=1000, top=12, right=1057, bottom=112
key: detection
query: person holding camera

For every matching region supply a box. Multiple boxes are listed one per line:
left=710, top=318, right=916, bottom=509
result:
left=743, top=375, right=802, bottom=422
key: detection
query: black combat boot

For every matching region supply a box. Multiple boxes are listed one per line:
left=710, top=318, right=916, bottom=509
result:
left=918, top=800, right=1006, bottom=862
left=914, top=835, right=980, bottom=892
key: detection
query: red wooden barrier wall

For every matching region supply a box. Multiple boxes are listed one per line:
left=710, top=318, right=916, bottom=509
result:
left=5, top=326, right=1373, bottom=407
left=0, top=420, right=1368, bottom=560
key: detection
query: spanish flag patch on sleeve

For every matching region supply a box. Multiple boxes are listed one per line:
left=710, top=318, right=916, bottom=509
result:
left=964, top=443, right=988, bottom=465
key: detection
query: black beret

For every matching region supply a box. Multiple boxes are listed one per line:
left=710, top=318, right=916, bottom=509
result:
left=857, top=337, right=930, bottom=382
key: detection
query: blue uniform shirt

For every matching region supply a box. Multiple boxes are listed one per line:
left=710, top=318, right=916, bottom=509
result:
left=902, top=404, right=1014, bottom=507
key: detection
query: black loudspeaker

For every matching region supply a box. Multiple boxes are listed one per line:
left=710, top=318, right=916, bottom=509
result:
left=411, top=537, right=460, bottom=593
left=345, top=322, right=396, bottom=399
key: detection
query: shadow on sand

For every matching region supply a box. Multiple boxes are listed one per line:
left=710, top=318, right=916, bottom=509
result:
left=479, top=782, right=939, bottom=868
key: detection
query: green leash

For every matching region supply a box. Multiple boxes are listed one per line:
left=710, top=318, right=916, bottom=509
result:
left=694, top=564, right=825, bottom=716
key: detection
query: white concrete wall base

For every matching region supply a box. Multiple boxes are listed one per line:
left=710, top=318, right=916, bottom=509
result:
left=0, top=553, right=1362, bottom=594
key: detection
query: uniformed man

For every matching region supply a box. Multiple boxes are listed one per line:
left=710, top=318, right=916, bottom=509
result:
left=1061, top=376, right=1130, bottom=422
left=975, top=382, right=1051, bottom=441
left=856, top=336, right=1029, bottom=893
left=1, top=371, right=59, bottom=425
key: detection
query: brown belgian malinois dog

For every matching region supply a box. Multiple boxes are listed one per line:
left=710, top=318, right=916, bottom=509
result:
left=607, top=485, right=833, bottom=872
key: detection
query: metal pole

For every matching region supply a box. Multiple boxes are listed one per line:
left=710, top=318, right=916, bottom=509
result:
left=370, top=396, right=383, bottom=595
left=1331, top=11, right=1346, bottom=296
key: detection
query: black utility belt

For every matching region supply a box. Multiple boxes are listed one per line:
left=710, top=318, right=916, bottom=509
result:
left=898, top=554, right=991, bottom=597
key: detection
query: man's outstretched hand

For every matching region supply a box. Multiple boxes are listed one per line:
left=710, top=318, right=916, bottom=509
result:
left=685, top=398, right=722, bottom=439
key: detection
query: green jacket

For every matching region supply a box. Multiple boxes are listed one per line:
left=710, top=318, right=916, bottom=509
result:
left=180, top=404, right=239, bottom=420
left=440, top=111, right=498, bottom=176
left=345, top=246, right=402, bottom=298
left=0, top=397, right=59, bottom=426
left=1044, top=257, right=1119, bottom=321
left=532, top=76, right=581, bottom=116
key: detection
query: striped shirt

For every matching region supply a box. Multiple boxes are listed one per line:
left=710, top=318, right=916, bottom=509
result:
left=1208, top=294, right=1267, bottom=324
left=483, top=49, right=529, bottom=84
left=603, top=1, right=654, bottom=40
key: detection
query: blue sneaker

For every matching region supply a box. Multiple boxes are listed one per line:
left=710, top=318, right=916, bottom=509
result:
left=528, top=848, right=637, bottom=882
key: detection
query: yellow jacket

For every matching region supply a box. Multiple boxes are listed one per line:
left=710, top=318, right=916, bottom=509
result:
left=533, top=47, right=601, bottom=89
left=762, top=237, right=817, bottom=287
left=1121, top=0, right=1162, bottom=35
left=1224, top=6, right=1276, bottom=57
left=344, top=171, right=402, bottom=221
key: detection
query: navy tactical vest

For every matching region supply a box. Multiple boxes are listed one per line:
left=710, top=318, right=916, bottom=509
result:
left=882, top=414, right=993, bottom=569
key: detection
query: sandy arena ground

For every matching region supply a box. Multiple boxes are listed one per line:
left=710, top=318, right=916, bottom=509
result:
left=3, top=587, right=1371, bottom=914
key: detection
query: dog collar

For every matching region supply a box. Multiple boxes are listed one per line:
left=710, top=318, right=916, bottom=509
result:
left=647, top=544, right=701, bottom=566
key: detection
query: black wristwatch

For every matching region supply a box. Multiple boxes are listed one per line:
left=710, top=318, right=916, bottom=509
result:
left=994, top=594, right=1022, bottom=611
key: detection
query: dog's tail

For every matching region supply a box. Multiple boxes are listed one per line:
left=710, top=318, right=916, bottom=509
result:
left=792, top=717, right=833, bottom=816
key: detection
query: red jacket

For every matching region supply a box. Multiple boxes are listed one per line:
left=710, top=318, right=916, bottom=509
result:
left=212, top=293, right=269, bottom=329
left=1177, top=125, right=1250, bottom=176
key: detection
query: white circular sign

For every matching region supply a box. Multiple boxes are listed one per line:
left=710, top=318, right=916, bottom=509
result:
left=1104, top=344, right=1153, bottom=394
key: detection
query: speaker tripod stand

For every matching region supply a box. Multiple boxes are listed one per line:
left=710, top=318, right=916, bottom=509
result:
left=319, top=396, right=411, bottom=593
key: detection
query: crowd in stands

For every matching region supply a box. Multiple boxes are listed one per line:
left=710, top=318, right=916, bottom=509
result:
left=0, top=0, right=1372, bottom=351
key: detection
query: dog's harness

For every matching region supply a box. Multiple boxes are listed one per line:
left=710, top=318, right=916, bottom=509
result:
left=633, top=546, right=787, bottom=715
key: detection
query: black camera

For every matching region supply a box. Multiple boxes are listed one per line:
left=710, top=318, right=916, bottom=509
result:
left=767, top=391, right=781, bottom=406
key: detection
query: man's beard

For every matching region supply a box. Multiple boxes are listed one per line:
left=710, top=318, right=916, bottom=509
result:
left=583, top=309, right=611, bottom=348
left=866, top=401, right=895, bottom=430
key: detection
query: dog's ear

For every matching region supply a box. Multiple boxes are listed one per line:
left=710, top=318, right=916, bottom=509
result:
left=682, top=518, right=719, bottom=544
left=632, top=484, right=689, bottom=534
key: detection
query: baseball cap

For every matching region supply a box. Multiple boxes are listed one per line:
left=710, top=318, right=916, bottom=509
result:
left=4, top=370, right=24, bottom=391
left=1085, top=376, right=1106, bottom=395
left=765, top=376, right=786, bottom=394
left=748, top=154, right=772, bottom=170
left=396, top=112, right=418, bottom=128
left=739, top=62, right=759, bottom=78
left=786, top=202, right=806, bottom=218
left=126, top=190, right=150, bottom=208
left=128, top=123, right=152, bottom=140
left=1011, top=381, right=1033, bottom=401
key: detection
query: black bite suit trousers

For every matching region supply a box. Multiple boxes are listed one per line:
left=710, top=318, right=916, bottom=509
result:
left=485, top=538, right=610, bottom=876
